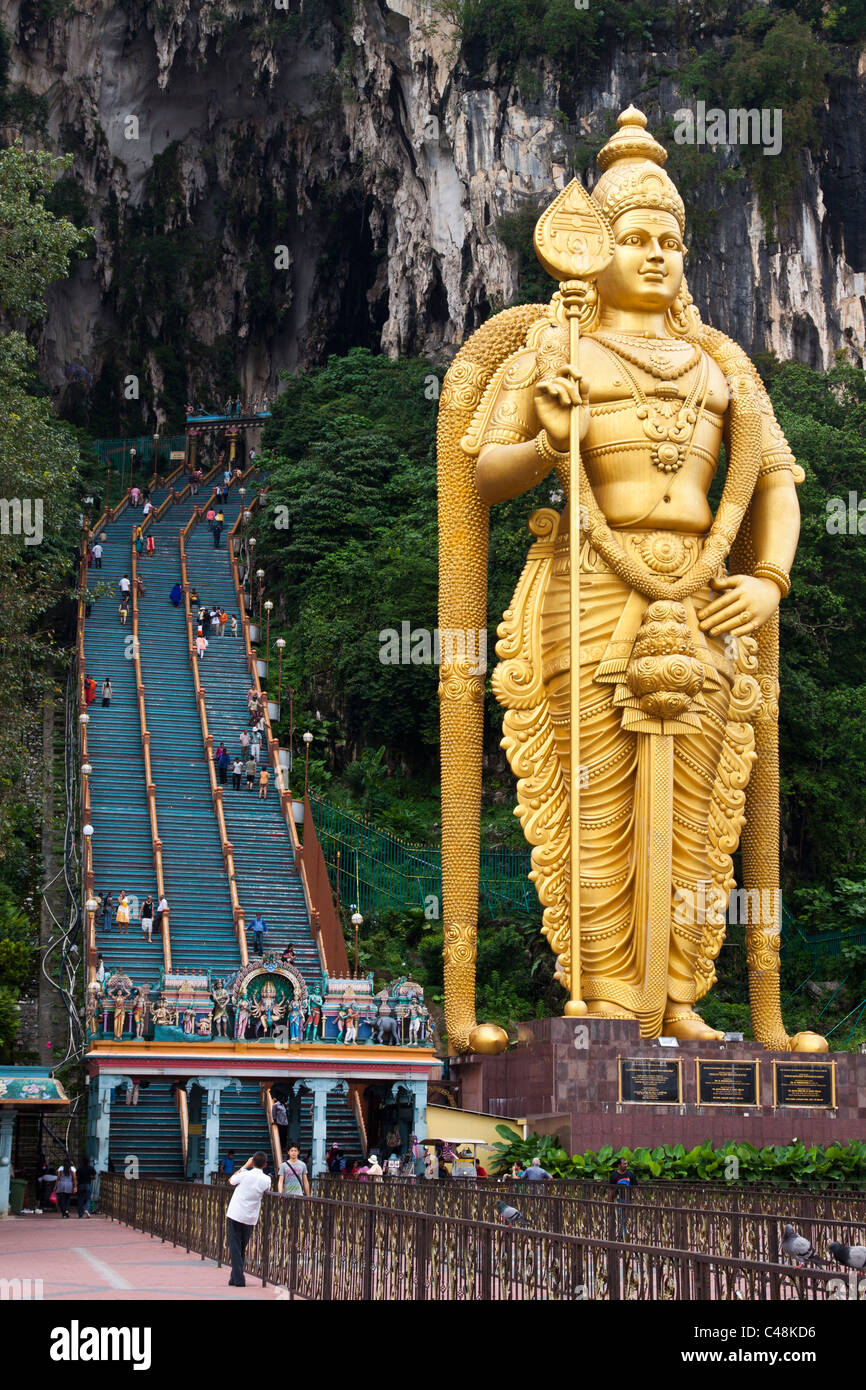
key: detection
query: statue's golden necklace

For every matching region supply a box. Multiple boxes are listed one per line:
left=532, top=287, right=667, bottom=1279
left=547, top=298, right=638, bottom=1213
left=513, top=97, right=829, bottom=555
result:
left=593, top=332, right=701, bottom=381
left=593, top=339, right=709, bottom=474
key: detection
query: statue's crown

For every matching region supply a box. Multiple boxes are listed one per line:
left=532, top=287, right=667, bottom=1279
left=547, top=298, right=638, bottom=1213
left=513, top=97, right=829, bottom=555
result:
left=594, top=106, right=685, bottom=233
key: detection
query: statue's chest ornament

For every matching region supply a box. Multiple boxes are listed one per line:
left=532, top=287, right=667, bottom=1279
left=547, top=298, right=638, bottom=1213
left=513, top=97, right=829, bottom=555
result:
left=593, top=336, right=710, bottom=474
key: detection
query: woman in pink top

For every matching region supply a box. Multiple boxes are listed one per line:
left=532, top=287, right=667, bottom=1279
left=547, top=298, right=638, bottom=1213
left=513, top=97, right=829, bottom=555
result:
left=131, top=486, right=140, bottom=507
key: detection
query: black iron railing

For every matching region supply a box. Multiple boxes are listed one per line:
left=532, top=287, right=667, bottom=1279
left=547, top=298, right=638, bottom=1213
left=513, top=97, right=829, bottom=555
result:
left=313, top=1176, right=866, bottom=1264
left=98, top=1174, right=842, bottom=1301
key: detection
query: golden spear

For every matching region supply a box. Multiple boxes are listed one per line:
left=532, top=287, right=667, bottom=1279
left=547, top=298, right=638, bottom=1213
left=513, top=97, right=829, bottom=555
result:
left=533, top=181, right=614, bottom=1016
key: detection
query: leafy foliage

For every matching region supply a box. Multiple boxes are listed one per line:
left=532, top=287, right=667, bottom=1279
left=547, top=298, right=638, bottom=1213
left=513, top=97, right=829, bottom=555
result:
left=491, top=1126, right=866, bottom=1185
left=0, top=143, right=90, bottom=1057
left=679, top=8, right=833, bottom=228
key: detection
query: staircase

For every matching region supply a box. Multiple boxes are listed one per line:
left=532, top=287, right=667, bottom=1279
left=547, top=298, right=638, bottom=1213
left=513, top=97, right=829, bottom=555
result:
left=214, top=1085, right=363, bottom=1175
left=184, top=499, right=323, bottom=982
left=214, top=1082, right=272, bottom=1175
left=83, top=481, right=365, bottom=1178
left=324, top=1091, right=364, bottom=1168
left=83, top=485, right=172, bottom=982
left=136, top=495, right=241, bottom=975
left=106, top=1080, right=184, bottom=1178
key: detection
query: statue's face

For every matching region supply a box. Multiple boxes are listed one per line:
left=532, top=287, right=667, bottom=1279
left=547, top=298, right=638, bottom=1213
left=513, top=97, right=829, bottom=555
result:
left=595, top=209, right=684, bottom=314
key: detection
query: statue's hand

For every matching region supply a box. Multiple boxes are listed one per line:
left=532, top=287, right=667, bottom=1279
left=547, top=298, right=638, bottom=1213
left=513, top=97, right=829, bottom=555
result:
left=533, top=368, right=590, bottom=451
left=697, top=575, right=781, bottom=637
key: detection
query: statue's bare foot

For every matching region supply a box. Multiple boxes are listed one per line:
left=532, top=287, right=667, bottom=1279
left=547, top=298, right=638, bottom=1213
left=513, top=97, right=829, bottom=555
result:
left=586, top=1000, right=636, bottom=1020
left=662, top=1007, right=725, bottom=1042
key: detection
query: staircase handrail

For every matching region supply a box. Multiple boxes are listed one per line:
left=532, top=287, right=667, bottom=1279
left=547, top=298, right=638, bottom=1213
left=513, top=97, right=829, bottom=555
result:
left=262, top=1083, right=283, bottom=1174
left=78, top=481, right=133, bottom=979
left=130, top=527, right=172, bottom=971
left=349, top=1083, right=368, bottom=1157
left=179, top=489, right=248, bottom=967
left=176, top=1084, right=189, bottom=1173
left=225, top=481, right=337, bottom=978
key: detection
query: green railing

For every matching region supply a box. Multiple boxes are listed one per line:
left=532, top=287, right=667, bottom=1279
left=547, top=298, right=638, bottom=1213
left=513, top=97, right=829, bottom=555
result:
left=309, top=799, right=864, bottom=969
left=308, top=795, right=540, bottom=919
left=94, top=436, right=186, bottom=470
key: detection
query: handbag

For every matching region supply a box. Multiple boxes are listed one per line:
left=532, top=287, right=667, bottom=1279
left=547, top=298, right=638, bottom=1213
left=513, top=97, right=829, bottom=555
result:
left=49, top=1189, right=57, bottom=1206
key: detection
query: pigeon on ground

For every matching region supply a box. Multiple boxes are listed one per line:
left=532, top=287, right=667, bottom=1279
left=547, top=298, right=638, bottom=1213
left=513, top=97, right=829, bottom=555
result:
left=829, top=1242, right=866, bottom=1270
left=781, top=1224, right=820, bottom=1265
left=496, top=1200, right=523, bottom=1227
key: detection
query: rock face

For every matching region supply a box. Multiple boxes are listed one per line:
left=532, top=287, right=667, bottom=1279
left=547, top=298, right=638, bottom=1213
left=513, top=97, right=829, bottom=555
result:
left=2, top=0, right=865, bottom=425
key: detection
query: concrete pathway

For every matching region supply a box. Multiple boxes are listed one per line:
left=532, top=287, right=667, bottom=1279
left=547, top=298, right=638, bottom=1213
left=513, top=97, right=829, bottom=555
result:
left=0, top=1214, right=278, bottom=1300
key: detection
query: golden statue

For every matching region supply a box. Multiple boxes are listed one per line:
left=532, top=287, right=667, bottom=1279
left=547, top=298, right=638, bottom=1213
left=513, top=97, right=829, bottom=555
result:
left=437, top=107, right=826, bottom=1056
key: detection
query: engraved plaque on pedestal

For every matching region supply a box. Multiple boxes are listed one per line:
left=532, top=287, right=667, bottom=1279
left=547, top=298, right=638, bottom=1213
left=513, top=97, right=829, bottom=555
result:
left=696, top=1059, right=760, bottom=1107
left=619, top=1056, right=682, bottom=1104
left=773, top=1061, right=836, bottom=1109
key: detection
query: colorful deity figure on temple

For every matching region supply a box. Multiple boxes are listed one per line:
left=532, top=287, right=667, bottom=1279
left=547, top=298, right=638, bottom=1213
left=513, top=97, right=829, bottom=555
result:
left=409, top=1003, right=422, bottom=1045
left=235, top=994, right=251, bottom=1041
left=85, top=984, right=101, bottom=1038
left=304, top=990, right=323, bottom=1041
left=132, top=989, right=148, bottom=1039
left=335, top=1004, right=350, bottom=1043
left=253, top=979, right=285, bottom=1037
left=289, top=999, right=303, bottom=1041
left=344, top=1005, right=359, bottom=1045
left=111, top=989, right=128, bottom=1039
left=183, top=1005, right=196, bottom=1035
left=211, top=979, right=230, bottom=1038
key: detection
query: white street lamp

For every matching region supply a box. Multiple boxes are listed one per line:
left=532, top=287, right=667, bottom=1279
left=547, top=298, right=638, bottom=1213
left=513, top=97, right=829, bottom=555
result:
left=303, top=730, right=313, bottom=797
left=351, top=910, right=363, bottom=978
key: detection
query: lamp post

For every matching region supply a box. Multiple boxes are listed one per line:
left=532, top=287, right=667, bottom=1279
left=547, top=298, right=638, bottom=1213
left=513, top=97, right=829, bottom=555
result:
left=264, top=599, right=273, bottom=656
left=153, top=433, right=160, bottom=475
left=129, top=447, right=136, bottom=495
left=303, top=730, right=313, bottom=798
left=288, top=686, right=295, bottom=771
left=256, top=569, right=265, bottom=628
left=275, top=637, right=286, bottom=707
left=351, top=910, right=363, bottom=978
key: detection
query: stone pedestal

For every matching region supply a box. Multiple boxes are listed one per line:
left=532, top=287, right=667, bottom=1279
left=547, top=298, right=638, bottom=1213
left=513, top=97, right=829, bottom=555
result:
left=451, top=1017, right=864, bottom=1150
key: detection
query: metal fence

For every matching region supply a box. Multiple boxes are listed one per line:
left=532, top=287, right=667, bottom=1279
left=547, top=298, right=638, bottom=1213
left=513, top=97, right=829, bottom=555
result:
left=324, top=1175, right=866, bottom=1221
left=313, top=1177, right=866, bottom=1264
left=309, top=795, right=539, bottom=918
left=98, top=1174, right=841, bottom=1300
left=94, top=436, right=186, bottom=470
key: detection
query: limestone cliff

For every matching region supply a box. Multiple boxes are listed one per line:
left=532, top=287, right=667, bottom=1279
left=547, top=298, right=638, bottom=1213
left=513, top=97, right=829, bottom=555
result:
left=1, top=0, right=864, bottom=428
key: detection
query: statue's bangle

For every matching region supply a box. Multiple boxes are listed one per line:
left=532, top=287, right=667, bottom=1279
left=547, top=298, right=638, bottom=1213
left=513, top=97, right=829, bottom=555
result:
left=535, top=429, right=570, bottom=468
left=753, top=562, right=791, bottom=597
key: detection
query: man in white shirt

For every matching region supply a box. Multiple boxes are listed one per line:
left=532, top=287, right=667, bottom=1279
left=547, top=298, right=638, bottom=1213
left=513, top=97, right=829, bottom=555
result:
left=119, top=575, right=131, bottom=599
left=91, top=542, right=103, bottom=568
left=226, top=1152, right=271, bottom=1287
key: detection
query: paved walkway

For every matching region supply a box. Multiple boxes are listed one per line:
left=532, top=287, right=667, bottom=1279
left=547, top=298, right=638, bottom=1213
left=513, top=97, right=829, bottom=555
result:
left=0, top=1215, right=277, bottom=1300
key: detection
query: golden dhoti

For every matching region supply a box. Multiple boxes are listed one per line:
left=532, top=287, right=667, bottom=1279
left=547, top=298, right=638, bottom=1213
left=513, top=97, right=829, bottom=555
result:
left=541, top=525, right=734, bottom=1033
